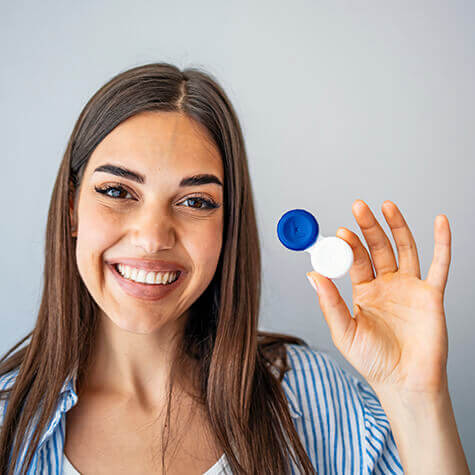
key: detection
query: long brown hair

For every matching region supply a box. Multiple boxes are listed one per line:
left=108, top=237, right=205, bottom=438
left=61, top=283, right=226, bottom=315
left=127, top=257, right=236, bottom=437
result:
left=0, top=62, right=317, bottom=474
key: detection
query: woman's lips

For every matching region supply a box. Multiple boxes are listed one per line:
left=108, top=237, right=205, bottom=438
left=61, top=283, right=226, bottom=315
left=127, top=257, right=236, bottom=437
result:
left=108, top=263, right=185, bottom=301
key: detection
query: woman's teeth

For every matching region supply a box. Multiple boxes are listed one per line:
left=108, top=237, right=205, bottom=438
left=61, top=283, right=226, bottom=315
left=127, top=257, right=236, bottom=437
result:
left=115, top=264, right=179, bottom=285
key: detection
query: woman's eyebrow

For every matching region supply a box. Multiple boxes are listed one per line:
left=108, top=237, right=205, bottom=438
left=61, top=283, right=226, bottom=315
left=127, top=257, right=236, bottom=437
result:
left=93, top=163, right=223, bottom=187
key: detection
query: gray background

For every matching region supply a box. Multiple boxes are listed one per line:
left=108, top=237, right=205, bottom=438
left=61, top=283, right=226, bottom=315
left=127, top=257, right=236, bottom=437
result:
left=1, top=0, right=473, bottom=469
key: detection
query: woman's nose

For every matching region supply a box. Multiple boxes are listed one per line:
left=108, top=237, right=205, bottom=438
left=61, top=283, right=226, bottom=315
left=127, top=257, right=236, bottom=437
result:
left=130, top=213, right=176, bottom=253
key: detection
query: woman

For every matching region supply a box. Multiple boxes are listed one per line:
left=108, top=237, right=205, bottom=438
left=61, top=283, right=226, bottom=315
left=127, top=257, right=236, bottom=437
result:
left=0, top=62, right=469, bottom=474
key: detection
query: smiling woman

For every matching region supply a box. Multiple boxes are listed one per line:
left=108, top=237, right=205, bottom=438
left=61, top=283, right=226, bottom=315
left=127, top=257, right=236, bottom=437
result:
left=0, top=63, right=407, bottom=475
left=0, top=62, right=319, bottom=475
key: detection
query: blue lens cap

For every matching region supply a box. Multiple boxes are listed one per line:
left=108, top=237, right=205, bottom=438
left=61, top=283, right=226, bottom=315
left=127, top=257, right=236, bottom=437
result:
left=277, top=209, right=319, bottom=251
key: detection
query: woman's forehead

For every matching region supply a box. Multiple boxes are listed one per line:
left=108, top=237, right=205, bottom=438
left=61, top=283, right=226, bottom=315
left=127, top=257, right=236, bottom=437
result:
left=87, top=112, right=223, bottom=181
left=99, top=111, right=220, bottom=155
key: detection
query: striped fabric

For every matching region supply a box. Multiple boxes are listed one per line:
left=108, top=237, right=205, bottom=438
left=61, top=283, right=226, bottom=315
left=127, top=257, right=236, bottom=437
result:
left=0, top=342, right=403, bottom=474
left=283, top=344, right=403, bottom=474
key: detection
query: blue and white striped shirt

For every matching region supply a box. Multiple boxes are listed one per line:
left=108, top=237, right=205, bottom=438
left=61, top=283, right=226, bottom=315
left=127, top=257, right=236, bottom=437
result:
left=0, top=342, right=403, bottom=474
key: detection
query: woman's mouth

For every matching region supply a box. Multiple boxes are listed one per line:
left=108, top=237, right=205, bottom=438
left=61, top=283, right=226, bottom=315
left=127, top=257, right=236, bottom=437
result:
left=108, top=263, right=185, bottom=301
left=114, top=264, right=180, bottom=284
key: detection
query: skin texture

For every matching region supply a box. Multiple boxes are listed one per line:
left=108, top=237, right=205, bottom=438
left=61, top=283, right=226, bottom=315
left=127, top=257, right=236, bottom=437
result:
left=306, top=200, right=469, bottom=473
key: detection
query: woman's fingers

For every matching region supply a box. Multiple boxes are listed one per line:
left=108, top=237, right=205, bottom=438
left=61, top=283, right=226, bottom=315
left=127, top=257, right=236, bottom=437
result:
left=335, top=227, right=375, bottom=285
left=307, top=271, right=356, bottom=352
left=426, top=215, right=451, bottom=293
left=381, top=201, right=421, bottom=279
left=351, top=200, right=398, bottom=276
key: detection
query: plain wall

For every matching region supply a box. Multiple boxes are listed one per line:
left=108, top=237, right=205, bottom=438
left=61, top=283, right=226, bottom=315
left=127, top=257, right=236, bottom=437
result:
left=1, top=0, right=473, bottom=469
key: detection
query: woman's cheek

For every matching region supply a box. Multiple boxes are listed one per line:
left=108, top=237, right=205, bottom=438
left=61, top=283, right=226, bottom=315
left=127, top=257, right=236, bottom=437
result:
left=75, top=202, right=121, bottom=286
left=192, top=226, right=222, bottom=274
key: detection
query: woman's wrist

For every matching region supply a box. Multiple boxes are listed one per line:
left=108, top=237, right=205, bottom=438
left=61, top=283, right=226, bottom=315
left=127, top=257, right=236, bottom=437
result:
left=375, top=385, right=470, bottom=474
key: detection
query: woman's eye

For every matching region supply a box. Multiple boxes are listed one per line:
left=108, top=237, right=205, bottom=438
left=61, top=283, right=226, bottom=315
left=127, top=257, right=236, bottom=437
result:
left=94, top=185, right=219, bottom=210
left=180, top=197, right=219, bottom=210
left=95, top=185, right=133, bottom=200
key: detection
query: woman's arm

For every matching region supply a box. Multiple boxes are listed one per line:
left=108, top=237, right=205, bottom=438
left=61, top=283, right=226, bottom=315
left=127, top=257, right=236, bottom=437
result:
left=306, top=201, right=470, bottom=473
left=377, top=383, right=470, bottom=474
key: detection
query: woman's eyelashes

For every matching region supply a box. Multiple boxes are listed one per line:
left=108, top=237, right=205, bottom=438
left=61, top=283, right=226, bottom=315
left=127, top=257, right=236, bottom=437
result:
left=94, top=184, right=220, bottom=210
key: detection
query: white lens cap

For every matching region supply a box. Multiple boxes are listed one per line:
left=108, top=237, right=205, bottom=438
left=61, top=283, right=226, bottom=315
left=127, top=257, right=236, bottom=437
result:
left=309, top=236, right=354, bottom=279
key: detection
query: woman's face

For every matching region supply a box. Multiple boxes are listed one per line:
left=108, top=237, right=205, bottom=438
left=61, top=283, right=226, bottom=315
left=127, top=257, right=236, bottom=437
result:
left=69, top=111, right=224, bottom=334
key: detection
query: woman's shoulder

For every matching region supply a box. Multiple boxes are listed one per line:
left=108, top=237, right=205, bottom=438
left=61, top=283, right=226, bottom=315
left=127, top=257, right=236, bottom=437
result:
left=281, top=342, right=404, bottom=474
left=282, top=341, right=377, bottom=408
left=281, top=342, right=366, bottom=420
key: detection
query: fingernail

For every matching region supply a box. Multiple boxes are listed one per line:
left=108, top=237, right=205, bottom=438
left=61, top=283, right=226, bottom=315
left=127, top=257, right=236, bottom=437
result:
left=306, top=274, right=319, bottom=294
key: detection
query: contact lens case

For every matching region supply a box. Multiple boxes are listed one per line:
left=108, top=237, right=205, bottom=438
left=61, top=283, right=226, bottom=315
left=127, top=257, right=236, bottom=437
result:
left=277, top=209, right=354, bottom=279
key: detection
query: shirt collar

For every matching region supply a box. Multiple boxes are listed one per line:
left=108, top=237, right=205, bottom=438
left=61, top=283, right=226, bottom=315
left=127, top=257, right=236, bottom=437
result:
left=36, top=366, right=79, bottom=451
left=60, top=364, right=78, bottom=398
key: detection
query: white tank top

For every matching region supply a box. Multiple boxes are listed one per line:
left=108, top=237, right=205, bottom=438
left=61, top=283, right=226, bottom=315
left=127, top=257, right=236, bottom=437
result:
left=62, top=453, right=80, bottom=474
left=62, top=451, right=230, bottom=474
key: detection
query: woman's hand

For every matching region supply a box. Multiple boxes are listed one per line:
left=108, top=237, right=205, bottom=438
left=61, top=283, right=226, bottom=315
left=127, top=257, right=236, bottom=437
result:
left=306, top=200, right=451, bottom=397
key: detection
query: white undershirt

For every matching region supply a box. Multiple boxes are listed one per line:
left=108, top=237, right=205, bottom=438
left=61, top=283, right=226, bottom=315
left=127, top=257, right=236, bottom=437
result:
left=62, top=453, right=80, bottom=474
